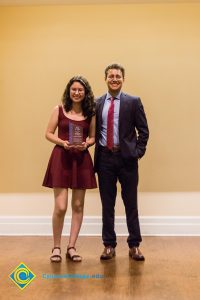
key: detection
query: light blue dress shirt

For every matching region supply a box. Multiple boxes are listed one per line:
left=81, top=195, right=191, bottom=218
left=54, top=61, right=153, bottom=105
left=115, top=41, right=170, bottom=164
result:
left=99, top=92, right=121, bottom=146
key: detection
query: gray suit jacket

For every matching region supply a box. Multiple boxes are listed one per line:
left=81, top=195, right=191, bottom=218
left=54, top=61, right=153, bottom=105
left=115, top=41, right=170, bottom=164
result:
left=94, top=92, right=149, bottom=171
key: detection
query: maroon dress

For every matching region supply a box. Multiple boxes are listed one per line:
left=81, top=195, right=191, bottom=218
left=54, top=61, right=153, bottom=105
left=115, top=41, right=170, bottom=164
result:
left=43, top=106, right=97, bottom=189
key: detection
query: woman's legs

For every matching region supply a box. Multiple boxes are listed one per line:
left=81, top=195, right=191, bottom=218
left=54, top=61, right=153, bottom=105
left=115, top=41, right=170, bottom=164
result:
left=67, top=189, right=86, bottom=261
left=51, top=188, right=68, bottom=262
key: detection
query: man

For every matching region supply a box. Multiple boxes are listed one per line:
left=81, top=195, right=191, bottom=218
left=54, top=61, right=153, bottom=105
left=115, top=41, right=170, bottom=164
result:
left=94, top=63, right=149, bottom=261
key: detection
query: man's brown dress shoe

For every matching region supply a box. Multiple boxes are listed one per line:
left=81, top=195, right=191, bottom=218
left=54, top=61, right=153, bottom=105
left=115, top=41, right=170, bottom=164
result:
left=100, top=246, right=116, bottom=260
left=129, top=247, right=145, bottom=261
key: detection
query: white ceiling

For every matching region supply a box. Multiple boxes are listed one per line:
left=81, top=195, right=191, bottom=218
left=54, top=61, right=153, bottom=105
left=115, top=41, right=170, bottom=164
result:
left=0, top=0, right=199, bottom=6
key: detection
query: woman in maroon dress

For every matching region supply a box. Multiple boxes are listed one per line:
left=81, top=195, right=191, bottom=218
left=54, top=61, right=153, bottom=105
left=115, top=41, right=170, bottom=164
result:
left=43, top=76, right=97, bottom=262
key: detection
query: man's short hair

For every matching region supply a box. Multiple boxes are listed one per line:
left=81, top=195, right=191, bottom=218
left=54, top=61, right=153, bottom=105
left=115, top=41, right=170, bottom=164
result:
left=104, top=63, right=125, bottom=79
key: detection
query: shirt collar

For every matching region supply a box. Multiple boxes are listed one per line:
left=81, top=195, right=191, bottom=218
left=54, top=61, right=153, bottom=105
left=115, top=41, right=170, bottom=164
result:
left=106, top=91, right=121, bottom=101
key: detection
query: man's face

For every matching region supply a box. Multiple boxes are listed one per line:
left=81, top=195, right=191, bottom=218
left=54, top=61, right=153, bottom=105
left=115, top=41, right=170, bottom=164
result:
left=105, top=68, right=124, bottom=95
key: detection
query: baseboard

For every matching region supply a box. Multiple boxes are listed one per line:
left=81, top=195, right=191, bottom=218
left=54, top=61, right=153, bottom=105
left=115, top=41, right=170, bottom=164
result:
left=0, top=216, right=200, bottom=236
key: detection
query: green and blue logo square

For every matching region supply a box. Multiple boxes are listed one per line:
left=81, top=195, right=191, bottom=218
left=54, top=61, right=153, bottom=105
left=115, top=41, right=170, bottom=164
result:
left=9, top=262, right=36, bottom=290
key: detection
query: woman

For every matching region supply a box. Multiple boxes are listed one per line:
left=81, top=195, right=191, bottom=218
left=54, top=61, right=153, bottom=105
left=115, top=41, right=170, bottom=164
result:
left=43, top=76, right=97, bottom=262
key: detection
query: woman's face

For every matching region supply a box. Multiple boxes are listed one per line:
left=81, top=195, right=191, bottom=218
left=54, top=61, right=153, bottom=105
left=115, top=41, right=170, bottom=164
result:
left=70, top=81, right=85, bottom=103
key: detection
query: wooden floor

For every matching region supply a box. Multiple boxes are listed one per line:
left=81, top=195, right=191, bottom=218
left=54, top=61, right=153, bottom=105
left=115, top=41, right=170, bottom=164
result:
left=1, top=236, right=200, bottom=300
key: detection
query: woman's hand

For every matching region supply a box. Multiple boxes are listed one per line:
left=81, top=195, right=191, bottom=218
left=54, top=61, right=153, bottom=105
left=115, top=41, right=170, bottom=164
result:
left=63, top=141, right=88, bottom=151
left=74, top=142, right=89, bottom=151
left=63, top=140, right=72, bottom=150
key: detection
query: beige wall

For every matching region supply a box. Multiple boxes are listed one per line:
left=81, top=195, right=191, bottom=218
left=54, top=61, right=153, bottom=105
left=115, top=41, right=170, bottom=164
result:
left=0, top=3, right=200, bottom=199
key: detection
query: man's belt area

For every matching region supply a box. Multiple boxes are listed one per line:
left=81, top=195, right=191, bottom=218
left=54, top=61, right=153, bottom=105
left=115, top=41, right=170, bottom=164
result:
left=98, top=145, right=120, bottom=153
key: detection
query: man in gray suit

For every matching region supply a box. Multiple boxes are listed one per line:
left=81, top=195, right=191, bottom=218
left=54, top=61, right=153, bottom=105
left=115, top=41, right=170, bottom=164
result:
left=94, top=63, right=149, bottom=260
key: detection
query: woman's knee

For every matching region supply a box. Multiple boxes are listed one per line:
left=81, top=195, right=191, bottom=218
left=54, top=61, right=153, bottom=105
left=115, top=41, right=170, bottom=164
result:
left=54, top=205, right=67, bottom=217
left=72, top=202, right=84, bottom=213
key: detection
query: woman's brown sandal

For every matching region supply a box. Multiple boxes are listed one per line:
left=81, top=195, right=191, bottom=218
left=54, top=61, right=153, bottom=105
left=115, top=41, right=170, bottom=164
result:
left=66, top=246, right=82, bottom=262
left=50, top=247, right=62, bottom=263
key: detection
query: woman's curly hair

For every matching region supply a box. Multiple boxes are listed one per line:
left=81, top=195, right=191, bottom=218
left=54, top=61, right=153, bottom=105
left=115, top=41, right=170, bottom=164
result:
left=62, top=76, right=95, bottom=118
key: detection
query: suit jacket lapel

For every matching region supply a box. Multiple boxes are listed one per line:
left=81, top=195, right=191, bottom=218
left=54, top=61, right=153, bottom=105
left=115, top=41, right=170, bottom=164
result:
left=119, top=92, right=126, bottom=137
left=98, top=94, right=106, bottom=127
